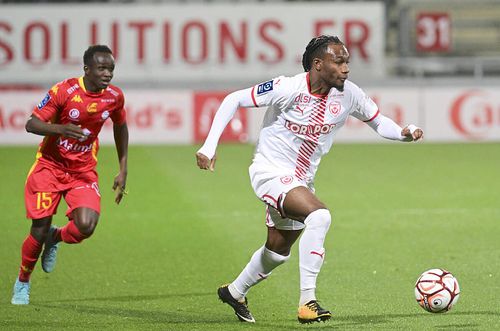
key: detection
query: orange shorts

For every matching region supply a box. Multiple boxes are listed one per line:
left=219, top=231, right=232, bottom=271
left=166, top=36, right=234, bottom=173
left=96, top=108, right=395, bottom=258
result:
left=24, top=161, right=101, bottom=220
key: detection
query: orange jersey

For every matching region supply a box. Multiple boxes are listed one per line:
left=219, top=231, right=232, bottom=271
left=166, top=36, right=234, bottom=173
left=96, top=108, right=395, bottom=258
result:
left=32, top=77, right=126, bottom=173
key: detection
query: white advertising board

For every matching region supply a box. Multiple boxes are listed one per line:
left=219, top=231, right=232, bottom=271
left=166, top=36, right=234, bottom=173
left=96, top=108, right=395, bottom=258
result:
left=423, top=88, right=500, bottom=141
left=0, top=3, right=385, bottom=84
left=0, top=89, right=193, bottom=145
left=1, top=86, right=499, bottom=145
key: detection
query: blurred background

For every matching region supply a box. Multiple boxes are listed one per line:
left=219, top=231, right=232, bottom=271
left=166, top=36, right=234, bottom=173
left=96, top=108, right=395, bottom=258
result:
left=1, top=0, right=499, bottom=145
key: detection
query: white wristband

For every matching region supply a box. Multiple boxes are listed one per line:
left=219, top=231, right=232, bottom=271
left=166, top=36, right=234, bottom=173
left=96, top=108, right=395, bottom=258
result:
left=407, top=124, right=418, bottom=134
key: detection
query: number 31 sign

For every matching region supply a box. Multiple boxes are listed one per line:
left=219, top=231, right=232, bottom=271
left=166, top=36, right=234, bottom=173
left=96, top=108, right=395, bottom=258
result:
left=416, top=12, right=452, bottom=52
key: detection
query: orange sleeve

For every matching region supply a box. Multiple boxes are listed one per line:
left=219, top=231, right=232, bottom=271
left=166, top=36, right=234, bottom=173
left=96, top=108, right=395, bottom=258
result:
left=110, top=90, right=127, bottom=125
left=32, top=82, right=66, bottom=122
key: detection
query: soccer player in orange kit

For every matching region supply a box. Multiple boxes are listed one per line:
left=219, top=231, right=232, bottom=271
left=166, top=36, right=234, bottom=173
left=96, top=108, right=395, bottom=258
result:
left=11, top=45, right=129, bottom=305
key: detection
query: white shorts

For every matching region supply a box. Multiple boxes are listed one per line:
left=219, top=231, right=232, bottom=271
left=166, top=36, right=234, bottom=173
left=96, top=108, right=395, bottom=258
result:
left=249, top=163, right=314, bottom=231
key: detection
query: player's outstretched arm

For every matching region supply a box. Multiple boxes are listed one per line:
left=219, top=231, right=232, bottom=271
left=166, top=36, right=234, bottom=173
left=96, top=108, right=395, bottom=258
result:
left=26, top=115, right=87, bottom=140
left=112, top=122, right=129, bottom=204
left=196, top=87, right=254, bottom=171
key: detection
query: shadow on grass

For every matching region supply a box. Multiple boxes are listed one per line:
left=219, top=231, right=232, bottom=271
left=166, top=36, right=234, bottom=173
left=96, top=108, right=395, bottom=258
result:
left=9, top=291, right=499, bottom=330
left=234, top=310, right=498, bottom=330
left=43, top=291, right=213, bottom=303
left=14, top=292, right=228, bottom=327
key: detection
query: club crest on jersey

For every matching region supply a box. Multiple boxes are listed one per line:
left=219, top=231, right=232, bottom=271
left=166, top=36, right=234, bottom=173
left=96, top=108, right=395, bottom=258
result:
left=329, top=102, right=341, bottom=116
left=256, top=80, right=274, bottom=95
left=69, top=108, right=80, bottom=120
left=37, top=93, right=51, bottom=109
left=280, top=176, right=293, bottom=185
left=101, top=111, right=110, bottom=120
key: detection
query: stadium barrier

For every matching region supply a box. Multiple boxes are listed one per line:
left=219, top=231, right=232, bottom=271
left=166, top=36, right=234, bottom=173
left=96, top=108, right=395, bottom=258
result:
left=0, top=86, right=499, bottom=145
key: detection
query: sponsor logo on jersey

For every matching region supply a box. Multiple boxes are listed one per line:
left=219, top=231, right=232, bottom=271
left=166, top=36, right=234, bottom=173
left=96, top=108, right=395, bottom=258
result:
left=37, top=93, right=51, bottom=109
left=57, top=137, right=93, bottom=153
left=101, top=98, right=114, bottom=103
left=87, top=102, right=98, bottom=114
left=71, top=95, right=83, bottom=103
left=328, top=102, right=341, bottom=116
left=101, top=110, right=110, bottom=120
left=293, top=93, right=312, bottom=104
left=66, top=84, right=79, bottom=95
left=256, top=80, right=274, bottom=95
left=69, top=108, right=80, bottom=119
left=295, top=105, right=305, bottom=115
left=285, top=120, right=336, bottom=135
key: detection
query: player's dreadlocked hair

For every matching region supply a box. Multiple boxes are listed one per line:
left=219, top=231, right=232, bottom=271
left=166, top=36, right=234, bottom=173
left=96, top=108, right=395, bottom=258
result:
left=83, top=45, right=113, bottom=66
left=302, top=35, right=343, bottom=72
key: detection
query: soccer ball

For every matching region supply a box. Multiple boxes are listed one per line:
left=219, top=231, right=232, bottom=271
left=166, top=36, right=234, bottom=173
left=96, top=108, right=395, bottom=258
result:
left=414, top=268, right=460, bottom=313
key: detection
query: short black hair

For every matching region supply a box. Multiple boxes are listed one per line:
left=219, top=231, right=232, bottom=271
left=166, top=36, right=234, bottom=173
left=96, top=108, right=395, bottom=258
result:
left=302, top=35, right=343, bottom=72
left=83, top=45, right=113, bottom=66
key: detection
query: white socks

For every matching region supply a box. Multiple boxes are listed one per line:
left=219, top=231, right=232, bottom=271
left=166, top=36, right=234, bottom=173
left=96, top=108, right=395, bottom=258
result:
left=227, top=209, right=332, bottom=306
left=298, top=208, right=332, bottom=305
left=229, top=245, right=290, bottom=301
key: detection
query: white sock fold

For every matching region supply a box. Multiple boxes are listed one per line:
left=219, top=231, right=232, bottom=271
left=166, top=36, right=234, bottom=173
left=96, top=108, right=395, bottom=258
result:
left=298, top=208, right=332, bottom=305
left=230, top=245, right=290, bottom=300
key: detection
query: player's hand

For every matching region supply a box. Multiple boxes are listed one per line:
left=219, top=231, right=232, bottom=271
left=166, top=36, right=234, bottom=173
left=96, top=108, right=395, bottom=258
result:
left=196, top=152, right=217, bottom=171
left=402, top=125, right=424, bottom=141
left=112, top=172, right=128, bottom=204
left=59, top=124, right=88, bottom=141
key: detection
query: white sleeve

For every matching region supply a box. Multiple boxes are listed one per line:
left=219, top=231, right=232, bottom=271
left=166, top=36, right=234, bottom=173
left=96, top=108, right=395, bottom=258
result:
left=348, top=82, right=379, bottom=122
left=251, top=76, right=288, bottom=108
left=196, top=88, right=254, bottom=159
left=365, top=113, right=410, bottom=141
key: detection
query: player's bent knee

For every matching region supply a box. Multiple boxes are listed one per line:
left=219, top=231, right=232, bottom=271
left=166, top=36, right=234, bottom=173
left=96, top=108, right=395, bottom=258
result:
left=304, top=208, right=332, bottom=231
left=81, top=222, right=97, bottom=237
left=74, top=218, right=99, bottom=237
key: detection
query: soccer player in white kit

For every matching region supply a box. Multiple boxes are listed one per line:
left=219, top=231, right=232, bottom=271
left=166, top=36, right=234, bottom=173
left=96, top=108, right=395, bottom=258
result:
left=196, top=35, right=423, bottom=324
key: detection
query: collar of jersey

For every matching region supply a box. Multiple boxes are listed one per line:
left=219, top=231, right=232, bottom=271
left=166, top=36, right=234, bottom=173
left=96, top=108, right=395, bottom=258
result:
left=306, top=72, right=329, bottom=98
left=78, top=76, right=105, bottom=96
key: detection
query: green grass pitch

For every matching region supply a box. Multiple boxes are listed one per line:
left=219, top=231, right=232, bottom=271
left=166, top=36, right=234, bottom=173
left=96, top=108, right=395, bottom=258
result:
left=1, top=142, right=499, bottom=330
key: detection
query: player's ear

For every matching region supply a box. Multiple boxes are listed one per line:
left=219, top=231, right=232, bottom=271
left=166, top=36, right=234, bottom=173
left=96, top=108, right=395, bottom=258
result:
left=313, top=58, right=322, bottom=71
left=83, top=65, right=89, bottom=74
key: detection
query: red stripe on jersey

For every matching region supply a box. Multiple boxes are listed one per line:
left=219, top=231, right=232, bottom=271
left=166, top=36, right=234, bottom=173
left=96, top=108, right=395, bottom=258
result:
left=297, top=156, right=310, bottom=168
left=364, top=110, right=380, bottom=122
left=293, top=96, right=326, bottom=179
left=251, top=86, right=258, bottom=107
left=302, top=141, right=316, bottom=154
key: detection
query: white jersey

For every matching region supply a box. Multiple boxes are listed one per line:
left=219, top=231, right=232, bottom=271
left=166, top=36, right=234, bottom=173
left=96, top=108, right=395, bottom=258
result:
left=250, top=72, right=379, bottom=181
